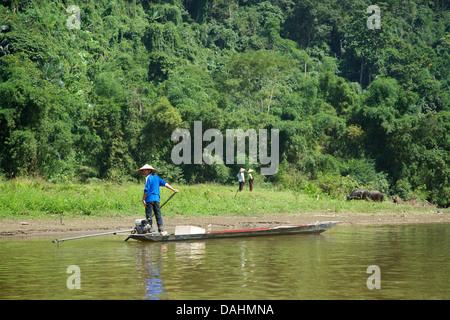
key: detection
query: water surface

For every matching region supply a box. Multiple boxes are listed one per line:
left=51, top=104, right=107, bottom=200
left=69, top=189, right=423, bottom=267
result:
left=0, top=223, right=448, bottom=299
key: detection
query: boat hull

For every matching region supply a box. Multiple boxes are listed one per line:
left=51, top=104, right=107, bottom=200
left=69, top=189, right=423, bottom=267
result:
left=126, top=221, right=339, bottom=242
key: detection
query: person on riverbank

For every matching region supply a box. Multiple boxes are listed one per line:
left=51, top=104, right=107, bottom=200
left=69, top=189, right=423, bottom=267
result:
left=237, top=168, right=245, bottom=193
left=138, top=164, right=179, bottom=235
left=248, top=169, right=254, bottom=191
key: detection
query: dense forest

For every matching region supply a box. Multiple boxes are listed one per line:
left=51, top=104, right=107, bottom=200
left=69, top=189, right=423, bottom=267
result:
left=0, top=0, right=448, bottom=206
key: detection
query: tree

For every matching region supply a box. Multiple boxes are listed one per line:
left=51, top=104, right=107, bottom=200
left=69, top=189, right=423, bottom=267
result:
left=219, top=50, right=297, bottom=112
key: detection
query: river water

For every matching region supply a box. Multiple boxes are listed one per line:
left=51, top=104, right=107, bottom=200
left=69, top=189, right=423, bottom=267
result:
left=0, top=223, right=448, bottom=300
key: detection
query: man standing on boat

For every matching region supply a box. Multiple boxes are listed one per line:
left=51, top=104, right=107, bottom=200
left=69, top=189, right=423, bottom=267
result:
left=138, top=164, right=179, bottom=235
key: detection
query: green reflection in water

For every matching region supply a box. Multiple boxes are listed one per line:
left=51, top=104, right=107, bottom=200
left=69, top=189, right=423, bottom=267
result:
left=0, top=223, right=449, bottom=300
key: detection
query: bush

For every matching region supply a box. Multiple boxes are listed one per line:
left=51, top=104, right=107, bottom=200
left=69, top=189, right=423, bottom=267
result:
left=394, top=178, right=412, bottom=200
left=316, top=172, right=358, bottom=199
left=76, top=165, right=98, bottom=183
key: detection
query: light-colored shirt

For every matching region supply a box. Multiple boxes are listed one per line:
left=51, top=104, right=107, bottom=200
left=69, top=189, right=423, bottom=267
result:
left=237, top=172, right=245, bottom=182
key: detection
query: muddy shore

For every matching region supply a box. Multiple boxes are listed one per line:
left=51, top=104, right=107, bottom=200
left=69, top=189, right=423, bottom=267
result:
left=1, top=211, right=449, bottom=237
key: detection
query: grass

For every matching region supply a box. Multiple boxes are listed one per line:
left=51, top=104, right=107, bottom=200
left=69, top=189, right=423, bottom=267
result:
left=0, top=178, right=437, bottom=220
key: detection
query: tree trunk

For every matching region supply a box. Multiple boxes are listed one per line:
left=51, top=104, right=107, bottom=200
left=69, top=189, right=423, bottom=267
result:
left=359, top=57, right=365, bottom=87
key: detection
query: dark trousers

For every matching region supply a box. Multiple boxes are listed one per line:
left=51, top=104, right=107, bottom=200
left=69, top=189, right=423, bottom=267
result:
left=249, top=179, right=253, bottom=191
left=145, top=201, right=164, bottom=233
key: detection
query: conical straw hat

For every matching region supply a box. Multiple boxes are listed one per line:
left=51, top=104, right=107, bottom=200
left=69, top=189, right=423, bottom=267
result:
left=138, top=164, right=156, bottom=174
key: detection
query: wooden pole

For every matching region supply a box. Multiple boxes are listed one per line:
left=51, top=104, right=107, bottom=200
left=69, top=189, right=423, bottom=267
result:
left=160, top=192, right=176, bottom=208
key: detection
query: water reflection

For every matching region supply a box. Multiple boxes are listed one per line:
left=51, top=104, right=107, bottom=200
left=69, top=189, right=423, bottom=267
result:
left=131, top=225, right=450, bottom=300
left=144, top=262, right=165, bottom=300
left=174, top=242, right=206, bottom=261
left=0, top=224, right=449, bottom=300
left=134, top=241, right=207, bottom=300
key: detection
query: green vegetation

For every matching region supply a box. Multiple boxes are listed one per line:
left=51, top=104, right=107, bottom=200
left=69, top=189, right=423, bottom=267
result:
left=0, top=1, right=449, bottom=208
left=0, top=178, right=434, bottom=219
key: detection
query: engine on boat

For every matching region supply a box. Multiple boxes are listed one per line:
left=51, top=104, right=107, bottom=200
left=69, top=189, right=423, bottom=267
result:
left=134, top=219, right=151, bottom=234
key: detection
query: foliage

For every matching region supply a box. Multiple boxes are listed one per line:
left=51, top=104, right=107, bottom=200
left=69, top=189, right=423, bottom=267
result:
left=0, top=0, right=448, bottom=207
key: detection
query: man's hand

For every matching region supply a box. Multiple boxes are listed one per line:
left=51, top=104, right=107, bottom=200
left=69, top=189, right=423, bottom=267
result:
left=143, top=193, right=148, bottom=206
left=165, top=183, right=179, bottom=194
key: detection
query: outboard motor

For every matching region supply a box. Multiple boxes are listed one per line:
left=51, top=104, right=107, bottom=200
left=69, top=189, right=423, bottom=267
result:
left=134, top=219, right=152, bottom=234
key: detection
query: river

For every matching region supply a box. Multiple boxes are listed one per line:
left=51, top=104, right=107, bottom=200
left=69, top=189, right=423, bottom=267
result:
left=0, top=223, right=448, bottom=300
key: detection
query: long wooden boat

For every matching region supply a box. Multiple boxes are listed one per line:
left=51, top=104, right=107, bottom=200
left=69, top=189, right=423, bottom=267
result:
left=126, top=221, right=340, bottom=242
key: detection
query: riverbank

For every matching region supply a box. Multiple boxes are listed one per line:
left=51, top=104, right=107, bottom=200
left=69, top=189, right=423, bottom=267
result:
left=1, top=179, right=448, bottom=237
left=1, top=211, right=449, bottom=237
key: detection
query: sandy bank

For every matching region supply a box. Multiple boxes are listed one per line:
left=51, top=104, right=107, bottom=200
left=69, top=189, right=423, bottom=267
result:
left=1, top=210, right=449, bottom=237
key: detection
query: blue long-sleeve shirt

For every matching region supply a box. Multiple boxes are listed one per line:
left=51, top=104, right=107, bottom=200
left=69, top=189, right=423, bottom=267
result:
left=143, top=174, right=167, bottom=202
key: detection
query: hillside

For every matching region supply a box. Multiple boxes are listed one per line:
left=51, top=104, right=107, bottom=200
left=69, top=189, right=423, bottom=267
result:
left=0, top=0, right=448, bottom=206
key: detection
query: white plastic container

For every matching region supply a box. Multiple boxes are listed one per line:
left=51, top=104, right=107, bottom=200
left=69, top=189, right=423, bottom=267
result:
left=175, top=226, right=206, bottom=235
